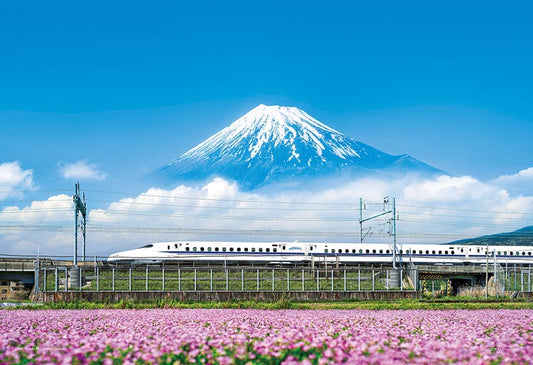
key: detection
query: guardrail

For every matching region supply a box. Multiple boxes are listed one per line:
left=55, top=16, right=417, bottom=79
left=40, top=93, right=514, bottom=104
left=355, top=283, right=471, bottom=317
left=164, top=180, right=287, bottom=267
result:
left=36, top=265, right=416, bottom=293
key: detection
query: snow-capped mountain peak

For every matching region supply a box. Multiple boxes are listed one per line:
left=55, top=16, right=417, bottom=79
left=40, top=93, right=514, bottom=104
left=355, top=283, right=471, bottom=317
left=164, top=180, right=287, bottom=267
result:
left=161, top=104, right=441, bottom=189
left=180, top=104, right=360, bottom=163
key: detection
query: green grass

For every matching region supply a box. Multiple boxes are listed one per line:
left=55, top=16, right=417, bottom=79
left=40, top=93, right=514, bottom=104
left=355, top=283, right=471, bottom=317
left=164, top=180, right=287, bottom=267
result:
left=9, top=297, right=533, bottom=311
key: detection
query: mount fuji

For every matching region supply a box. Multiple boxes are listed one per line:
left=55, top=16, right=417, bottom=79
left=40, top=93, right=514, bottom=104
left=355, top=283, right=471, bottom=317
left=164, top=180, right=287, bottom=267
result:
left=160, top=105, right=443, bottom=190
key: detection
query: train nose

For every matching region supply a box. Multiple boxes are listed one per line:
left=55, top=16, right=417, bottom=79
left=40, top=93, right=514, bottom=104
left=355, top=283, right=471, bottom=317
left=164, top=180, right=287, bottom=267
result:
left=107, top=253, right=120, bottom=262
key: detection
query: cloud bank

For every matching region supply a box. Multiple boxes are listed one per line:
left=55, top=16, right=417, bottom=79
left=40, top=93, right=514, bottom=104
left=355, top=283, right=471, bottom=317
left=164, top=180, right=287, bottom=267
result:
left=0, top=161, right=33, bottom=201
left=59, top=160, right=106, bottom=181
left=1, top=168, right=533, bottom=257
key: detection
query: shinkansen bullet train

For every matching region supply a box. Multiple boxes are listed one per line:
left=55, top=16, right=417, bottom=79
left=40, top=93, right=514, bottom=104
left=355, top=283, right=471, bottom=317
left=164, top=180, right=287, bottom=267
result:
left=107, top=241, right=533, bottom=266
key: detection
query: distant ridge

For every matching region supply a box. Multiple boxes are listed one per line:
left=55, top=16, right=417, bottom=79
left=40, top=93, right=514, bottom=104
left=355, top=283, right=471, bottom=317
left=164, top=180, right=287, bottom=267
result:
left=448, top=226, right=533, bottom=246
left=161, top=104, right=443, bottom=189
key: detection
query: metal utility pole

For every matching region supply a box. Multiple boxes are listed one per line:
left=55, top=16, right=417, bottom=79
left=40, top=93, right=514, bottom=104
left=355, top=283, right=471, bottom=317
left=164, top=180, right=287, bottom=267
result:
left=73, top=182, right=87, bottom=266
left=359, top=197, right=399, bottom=269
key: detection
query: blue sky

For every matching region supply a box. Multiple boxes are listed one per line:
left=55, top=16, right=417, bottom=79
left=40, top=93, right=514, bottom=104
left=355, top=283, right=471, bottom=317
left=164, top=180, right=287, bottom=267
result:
left=1, top=1, right=533, bottom=255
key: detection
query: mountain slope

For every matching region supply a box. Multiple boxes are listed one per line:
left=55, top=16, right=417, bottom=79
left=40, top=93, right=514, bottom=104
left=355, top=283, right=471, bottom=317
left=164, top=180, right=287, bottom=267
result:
left=448, top=226, right=533, bottom=246
left=161, top=104, right=442, bottom=189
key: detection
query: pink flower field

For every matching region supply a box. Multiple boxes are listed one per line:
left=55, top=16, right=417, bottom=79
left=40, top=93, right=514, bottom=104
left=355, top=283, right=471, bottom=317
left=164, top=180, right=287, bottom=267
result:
left=1, top=309, right=532, bottom=364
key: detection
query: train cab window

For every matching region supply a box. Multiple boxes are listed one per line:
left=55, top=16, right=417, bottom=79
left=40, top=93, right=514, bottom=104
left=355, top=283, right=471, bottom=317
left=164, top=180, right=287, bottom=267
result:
left=266, top=248, right=270, bottom=252
left=273, top=248, right=277, bottom=252
left=244, top=248, right=249, bottom=252
left=366, top=249, right=370, bottom=254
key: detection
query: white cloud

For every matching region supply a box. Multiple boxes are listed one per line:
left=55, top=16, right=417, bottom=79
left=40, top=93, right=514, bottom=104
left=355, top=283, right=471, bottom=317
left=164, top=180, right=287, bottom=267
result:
left=491, top=167, right=533, bottom=195
left=59, top=160, right=106, bottom=181
left=0, top=161, right=33, bottom=200
left=2, top=170, right=533, bottom=257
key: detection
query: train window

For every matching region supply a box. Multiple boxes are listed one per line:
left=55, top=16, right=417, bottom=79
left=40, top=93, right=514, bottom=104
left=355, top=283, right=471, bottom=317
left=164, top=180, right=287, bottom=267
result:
left=460, top=248, right=464, bottom=253
left=215, top=247, right=219, bottom=252
left=186, top=247, right=190, bottom=252
left=266, top=248, right=270, bottom=252
left=325, top=249, right=329, bottom=253
left=273, top=248, right=277, bottom=252
left=497, top=251, right=501, bottom=255
left=386, top=250, right=390, bottom=254
left=372, top=249, right=376, bottom=254
left=445, top=251, right=448, bottom=255
left=353, top=249, right=357, bottom=254
left=345, top=249, right=349, bottom=253
left=477, top=248, right=480, bottom=253
left=379, top=249, right=383, bottom=254
left=432, top=250, right=435, bottom=254
left=309, top=246, right=313, bottom=251
left=399, top=250, right=402, bottom=254
left=406, top=250, right=410, bottom=254
left=193, top=247, right=197, bottom=251
left=237, top=248, right=241, bottom=252
left=331, top=249, right=335, bottom=254
left=283, top=245, right=286, bottom=250
left=222, top=247, right=226, bottom=252
left=412, top=250, right=416, bottom=254
left=229, top=247, right=233, bottom=252
left=510, top=252, right=513, bottom=255
left=529, top=252, right=532, bottom=256
left=251, top=248, right=256, bottom=252
left=259, top=248, right=263, bottom=252
left=208, top=247, right=212, bottom=252
left=451, top=251, right=455, bottom=255
left=438, top=251, right=442, bottom=255
left=366, top=249, right=370, bottom=254
left=200, top=247, right=205, bottom=251
left=175, top=244, right=178, bottom=249
left=504, top=251, right=507, bottom=255
left=244, top=248, right=249, bottom=252
left=426, top=250, right=429, bottom=255
left=359, top=249, right=362, bottom=254
left=168, top=245, right=170, bottom=250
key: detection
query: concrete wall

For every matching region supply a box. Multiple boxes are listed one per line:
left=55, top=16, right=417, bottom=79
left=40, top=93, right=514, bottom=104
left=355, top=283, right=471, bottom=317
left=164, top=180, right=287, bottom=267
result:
left=36, top=290, right=418, bottom=303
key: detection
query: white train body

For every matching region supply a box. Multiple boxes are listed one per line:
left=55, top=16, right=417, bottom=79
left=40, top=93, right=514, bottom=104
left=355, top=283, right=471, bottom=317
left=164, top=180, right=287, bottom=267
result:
left=108, top=241, right=533, bottom=266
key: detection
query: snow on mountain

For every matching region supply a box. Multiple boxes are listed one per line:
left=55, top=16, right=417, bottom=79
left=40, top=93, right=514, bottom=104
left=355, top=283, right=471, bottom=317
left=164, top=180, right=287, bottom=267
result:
left=161, top=104, right=442, bottom=189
